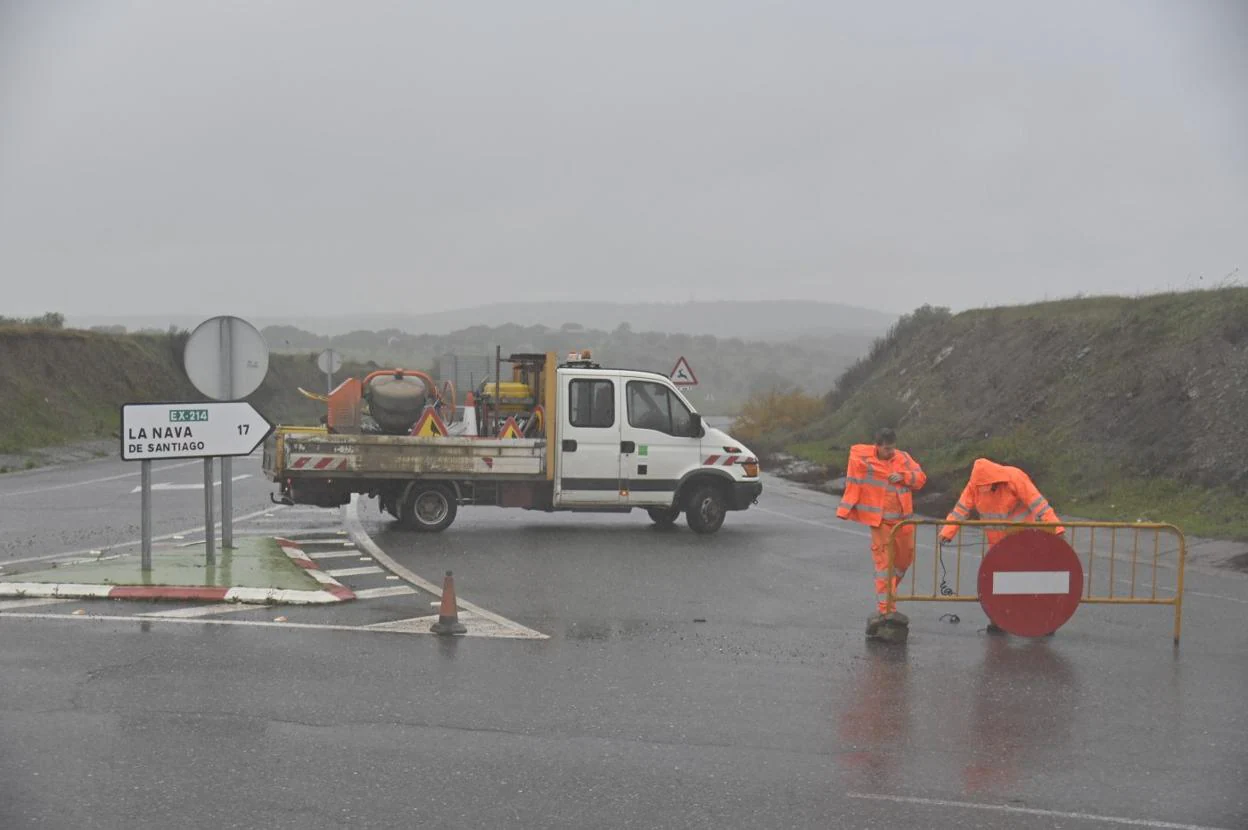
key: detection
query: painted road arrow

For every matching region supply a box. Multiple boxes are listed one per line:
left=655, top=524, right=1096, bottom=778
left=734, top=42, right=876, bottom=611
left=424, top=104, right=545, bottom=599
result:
left=129, top=475, right=251, bottom=494
left=121, top=402, right=274, bottom=462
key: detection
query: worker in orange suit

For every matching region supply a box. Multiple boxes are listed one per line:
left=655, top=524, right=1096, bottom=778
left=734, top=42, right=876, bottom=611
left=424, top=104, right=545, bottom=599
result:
left=836, top=428, right=927, bottom=638
left=939, top=458, right=1064, bottom=634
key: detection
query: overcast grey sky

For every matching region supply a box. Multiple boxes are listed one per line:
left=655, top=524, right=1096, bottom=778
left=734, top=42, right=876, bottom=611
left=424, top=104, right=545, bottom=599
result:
left=1, top=1, right=1244, bottom=319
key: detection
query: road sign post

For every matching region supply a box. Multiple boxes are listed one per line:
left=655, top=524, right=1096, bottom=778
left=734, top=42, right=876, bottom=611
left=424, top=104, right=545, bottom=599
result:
left=977, top=530, right=1084, bottom=637
left=219, top=318, right=234, bottom=550
left=140, top=460, right=152, bottom=570
left=204, top=458, right=216, bottom=566
left=183, top=316, right=270, bottom=556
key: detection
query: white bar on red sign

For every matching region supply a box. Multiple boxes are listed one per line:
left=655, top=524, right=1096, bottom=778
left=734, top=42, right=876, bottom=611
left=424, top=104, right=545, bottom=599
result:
left=992, top=571, right=1071, bottom=595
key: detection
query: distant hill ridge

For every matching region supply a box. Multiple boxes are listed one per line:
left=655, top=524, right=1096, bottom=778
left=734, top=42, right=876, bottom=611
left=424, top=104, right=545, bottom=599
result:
left=70, top=300, right=896, bottom=341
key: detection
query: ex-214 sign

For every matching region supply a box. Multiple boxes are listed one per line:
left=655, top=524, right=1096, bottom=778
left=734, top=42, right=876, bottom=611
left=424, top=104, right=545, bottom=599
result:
left=121, top=402, right=273, bottom=461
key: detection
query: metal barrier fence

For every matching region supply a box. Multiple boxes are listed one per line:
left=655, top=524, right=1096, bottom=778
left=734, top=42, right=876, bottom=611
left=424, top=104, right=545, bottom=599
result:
left=885, top=520, right=1188, bottom=643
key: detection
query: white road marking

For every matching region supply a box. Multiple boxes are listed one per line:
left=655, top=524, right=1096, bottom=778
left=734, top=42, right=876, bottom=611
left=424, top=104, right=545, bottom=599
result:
left=845, top=792, right=1232, bottom=830
left=0, top=610, right=537, bottom=638
left=0, top=598, right=75, bottom=611
left=344, top=495, right=548, bottom=640
left=365, top=612, right=542, bottom=639
left=992, top=570, right=1071, bottom=595
left=0, top=505, right=287, bottom=567
left=353, top=585, right=418, bottom=600
left=138, top=604, right=264, bottom=618
left=289, top=538, right=357, bottom=546
left=307, top=550, right=366, bottom=561
left=325, top=565, right=384, bottom=577
left=0, top=460, right=200, bottom=498
left=129, top=474, right=250, bottom=494
left=1184, top=589, right=1248, bottom=605
left=753, top=505, right=870, bottom=538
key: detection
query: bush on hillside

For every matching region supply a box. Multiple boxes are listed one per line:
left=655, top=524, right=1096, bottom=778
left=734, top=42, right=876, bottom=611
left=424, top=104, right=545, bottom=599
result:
left=733, top=389, right=824, bottom=446
left=0, top=312, right=65, bottom=329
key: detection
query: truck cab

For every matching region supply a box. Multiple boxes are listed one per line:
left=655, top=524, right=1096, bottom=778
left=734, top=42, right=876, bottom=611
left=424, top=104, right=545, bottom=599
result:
left=554, top=364, right=761, bottom=533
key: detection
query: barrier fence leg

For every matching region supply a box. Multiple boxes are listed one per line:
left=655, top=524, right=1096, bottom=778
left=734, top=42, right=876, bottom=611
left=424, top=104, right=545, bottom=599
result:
left=1173, top=533, right=1187, bottom=645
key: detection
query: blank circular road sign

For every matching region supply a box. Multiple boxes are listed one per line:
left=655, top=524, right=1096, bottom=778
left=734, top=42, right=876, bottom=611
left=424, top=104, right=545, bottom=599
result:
left=978, top=530, right=1084, bottom=637
left=317, top=348, right=343, bottom=375
left=184, top=316, right=270, bottom=401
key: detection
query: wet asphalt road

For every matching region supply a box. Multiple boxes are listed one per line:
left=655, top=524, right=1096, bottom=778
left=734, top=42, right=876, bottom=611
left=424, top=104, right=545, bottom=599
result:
left=1, top=466, right=1247, bottom=829
left=0, top=454, right=280, bottom=568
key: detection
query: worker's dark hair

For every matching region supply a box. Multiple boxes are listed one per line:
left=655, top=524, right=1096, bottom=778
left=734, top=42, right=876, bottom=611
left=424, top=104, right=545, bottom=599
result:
left=874, top=428, right=897, bottom=445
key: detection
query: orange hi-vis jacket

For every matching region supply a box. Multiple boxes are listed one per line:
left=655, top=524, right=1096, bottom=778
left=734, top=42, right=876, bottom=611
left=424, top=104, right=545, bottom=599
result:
left=940, top=458, right=1064, bottom=543
left=836, top=444, right=927, bottom=527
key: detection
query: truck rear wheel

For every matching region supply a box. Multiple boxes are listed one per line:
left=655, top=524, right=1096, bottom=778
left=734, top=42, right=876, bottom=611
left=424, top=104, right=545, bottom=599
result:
left=399, top=483, right=458, bottom=532
left=646, top=507, right=681, bottom=528
left=684, top=482, right=727, bottom=535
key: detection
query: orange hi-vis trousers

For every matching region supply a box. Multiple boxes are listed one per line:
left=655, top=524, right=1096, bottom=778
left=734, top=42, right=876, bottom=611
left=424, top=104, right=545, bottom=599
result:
left=871, top=521, right=915, bottom=613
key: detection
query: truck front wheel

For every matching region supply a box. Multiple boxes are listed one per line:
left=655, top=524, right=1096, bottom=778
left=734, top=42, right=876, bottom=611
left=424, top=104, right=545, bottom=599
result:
left=398, top=483, right=458, bottom=532
left=684, top=482, right=727, bottom=535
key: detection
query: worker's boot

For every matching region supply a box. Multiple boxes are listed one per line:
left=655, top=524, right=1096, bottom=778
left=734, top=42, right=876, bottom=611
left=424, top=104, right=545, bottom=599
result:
left=865, top=612, right=885, bottom=637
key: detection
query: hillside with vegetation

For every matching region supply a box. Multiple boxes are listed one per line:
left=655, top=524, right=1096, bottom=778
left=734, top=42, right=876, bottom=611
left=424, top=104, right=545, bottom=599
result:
left=0, top=324, right=372, bottom=462
left=737, top=288, right=1248, bottom=538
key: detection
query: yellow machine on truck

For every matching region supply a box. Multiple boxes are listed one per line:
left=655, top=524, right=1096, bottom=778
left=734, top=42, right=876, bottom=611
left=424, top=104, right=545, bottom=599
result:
left=263, top=351, right=762, bottom=534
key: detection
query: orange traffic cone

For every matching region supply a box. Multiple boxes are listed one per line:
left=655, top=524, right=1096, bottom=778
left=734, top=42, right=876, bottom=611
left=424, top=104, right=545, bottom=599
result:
left=430, top=570, right=467, bottom=635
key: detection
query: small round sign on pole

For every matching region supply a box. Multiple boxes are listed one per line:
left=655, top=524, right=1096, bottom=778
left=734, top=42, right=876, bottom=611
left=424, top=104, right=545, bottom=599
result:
left=317, top=348, right=343, bottom=376
left=318, top=348, right=342, bottom=396
left=978, top=530, right=1084, bottom=637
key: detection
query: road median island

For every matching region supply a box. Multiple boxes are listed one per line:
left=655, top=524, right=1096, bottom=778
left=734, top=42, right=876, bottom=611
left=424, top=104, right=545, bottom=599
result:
left=0, top=536, right=356, bottom=604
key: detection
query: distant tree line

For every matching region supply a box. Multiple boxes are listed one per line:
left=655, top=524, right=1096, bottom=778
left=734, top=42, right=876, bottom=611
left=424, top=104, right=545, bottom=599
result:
left=261, top=322, right=875, bottom=414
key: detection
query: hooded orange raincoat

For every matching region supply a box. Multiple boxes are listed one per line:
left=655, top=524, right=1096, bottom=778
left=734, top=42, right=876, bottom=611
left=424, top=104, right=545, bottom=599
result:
left=939, top=459, right=1063, bottom=545
left=837, top=444, right=927, bottom=613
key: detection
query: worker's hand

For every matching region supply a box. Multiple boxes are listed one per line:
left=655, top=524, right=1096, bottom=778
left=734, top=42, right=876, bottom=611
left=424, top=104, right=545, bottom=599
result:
left=887, top=473, right=904, bottom=484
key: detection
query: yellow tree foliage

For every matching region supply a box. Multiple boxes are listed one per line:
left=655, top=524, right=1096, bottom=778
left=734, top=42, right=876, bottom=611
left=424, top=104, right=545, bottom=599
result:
left=732, top=389, right=824, bottom=445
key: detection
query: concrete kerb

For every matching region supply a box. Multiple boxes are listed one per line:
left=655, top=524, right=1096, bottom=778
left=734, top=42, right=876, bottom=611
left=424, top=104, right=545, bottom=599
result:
left=0, top=537, right=356, bottom=605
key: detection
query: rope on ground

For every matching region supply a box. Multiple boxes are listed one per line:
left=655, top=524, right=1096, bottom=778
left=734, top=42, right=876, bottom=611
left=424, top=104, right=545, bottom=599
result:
left=937, top=543, right=960, bottom=623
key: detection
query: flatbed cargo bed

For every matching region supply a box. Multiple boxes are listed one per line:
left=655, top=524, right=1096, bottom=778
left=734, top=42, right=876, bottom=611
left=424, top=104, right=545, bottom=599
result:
left=265, top=429, right=547, bottom=481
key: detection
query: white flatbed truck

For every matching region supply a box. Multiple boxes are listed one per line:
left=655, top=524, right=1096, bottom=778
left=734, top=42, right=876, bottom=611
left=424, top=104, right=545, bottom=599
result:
left=263, top=352, right=761, bottom=534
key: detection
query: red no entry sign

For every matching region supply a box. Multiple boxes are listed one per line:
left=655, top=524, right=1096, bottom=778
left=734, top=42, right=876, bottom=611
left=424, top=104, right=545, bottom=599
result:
left=977, top=530, right=1084, bottom=637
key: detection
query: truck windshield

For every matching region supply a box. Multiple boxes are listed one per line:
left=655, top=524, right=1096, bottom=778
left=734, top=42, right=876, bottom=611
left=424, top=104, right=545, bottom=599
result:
left=627, top=381, right=694, bottom=437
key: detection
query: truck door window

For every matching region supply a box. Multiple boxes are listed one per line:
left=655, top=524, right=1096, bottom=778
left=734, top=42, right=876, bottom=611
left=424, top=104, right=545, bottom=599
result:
left=569, top=379, right=615, bottom=428
left=627, top=381, right=694, bottom=437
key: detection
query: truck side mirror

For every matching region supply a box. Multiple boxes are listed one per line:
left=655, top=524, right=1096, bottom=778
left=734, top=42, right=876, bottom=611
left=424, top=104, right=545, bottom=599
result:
left=690, top=413, right=704, bottom=438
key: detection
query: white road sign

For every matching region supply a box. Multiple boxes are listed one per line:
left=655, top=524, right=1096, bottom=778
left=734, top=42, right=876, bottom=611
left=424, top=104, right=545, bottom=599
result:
left=121, top=402, right=274, bottom=461
left=317, top=348, right=343, bottom=375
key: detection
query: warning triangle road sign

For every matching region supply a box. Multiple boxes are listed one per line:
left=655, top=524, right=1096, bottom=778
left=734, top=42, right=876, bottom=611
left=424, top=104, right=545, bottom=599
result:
left=498, top=416, right=523, bottom=439
left=670, top=356, right=698, bottom=387
left=410, top=406, right=449, bottom=438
